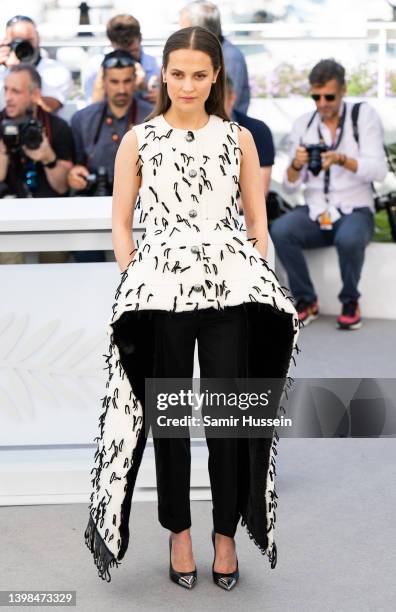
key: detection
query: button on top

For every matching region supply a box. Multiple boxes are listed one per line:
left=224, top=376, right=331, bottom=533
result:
left=185, top=131, right=194, bottom=142
left=191, top=245, right=199, bottom=254
left=193, top=284, right=202, bottom=292
left=188, top=169, right=197, bottom=178
left=189, top=209, right=197, bottom=218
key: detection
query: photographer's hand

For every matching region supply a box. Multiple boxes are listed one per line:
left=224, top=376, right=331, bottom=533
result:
left=0, top=40, right=10, bottom=66
left=23, top=134, right=72, bottom=194
left=0, top=138, right=9, bottom=182
left=321, top=151, right=358, bottom=173
left=142, top=75, right=160, bottom=103
left=67, top=165, right=90, bottom=190
left=36, top=95, right=54, bottom=114
left=321, top=151, right=342, bottom=171
left=287, top=146, right=309, bottom=183
left=134, top=62, right=146, bottom=90
left=22, top=134, right=56, bottom=164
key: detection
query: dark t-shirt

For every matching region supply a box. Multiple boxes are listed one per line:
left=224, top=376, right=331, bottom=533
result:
left=232, top=109, right=275, bottom=167
left=3, top=111, right=74, bottom=198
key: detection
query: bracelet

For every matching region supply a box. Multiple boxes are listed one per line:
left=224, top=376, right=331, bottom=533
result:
left=42, top=156, right=57, bottom=168
left=337, top=154, right=347, bottom=167
left=291, top=159, right=303, bottom=172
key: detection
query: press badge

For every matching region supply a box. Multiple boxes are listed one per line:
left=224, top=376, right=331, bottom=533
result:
left=318, top=210, right=333, bottom=230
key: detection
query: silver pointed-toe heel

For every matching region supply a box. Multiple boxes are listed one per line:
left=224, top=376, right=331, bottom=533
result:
left=211, top=529, right=239, bottom=591
left=169, top=534, right=197, bottom=589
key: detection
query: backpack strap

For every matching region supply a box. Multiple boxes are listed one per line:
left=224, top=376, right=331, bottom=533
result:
left=351, top=102, right=363, bottom=146
left=351, top=101, right=383, bottom=210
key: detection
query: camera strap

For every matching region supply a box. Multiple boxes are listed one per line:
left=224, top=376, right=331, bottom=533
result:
left=304, top=104, right=347, bottom=202
left=92, top=100, right=137, bottom=146
left=37, top=107, right=52, bottom=146
left=318, top=103, right=347, bottom=201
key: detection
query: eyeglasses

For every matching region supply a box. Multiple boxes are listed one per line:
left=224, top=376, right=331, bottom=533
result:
left=6, top=15, right=35, bottom=28
left=311, top=93, right=337, bottom=102
left=102, top=56, right=136, bottom=69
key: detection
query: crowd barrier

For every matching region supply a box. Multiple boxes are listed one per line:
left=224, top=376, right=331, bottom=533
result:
left=0, top=196, right=393, bottom=506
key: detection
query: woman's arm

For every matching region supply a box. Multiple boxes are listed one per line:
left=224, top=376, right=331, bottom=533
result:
left=112, top=129, right=141, bottom=272
left=238, top=126, right=268, bottom=259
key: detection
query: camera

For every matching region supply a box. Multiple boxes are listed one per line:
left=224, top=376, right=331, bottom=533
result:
left=0, top=114, right=43, bottom=153
left=6, top=38, right=35, bottom=62
left=85, top=167, right=112, bottom=197
left=304, top=143, right=329, bottom=176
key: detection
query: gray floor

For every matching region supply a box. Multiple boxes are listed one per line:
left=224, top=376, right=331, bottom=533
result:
left=1, top=316, right=395, bottom=612
left=293, top=314, right=396, bottom=378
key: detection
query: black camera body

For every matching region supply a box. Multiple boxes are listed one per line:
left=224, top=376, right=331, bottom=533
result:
left=85, top=166, right=112, bottom=197
left=0, top=115, right=43, bottom=154
left=304, top=143, right=329, bottom=176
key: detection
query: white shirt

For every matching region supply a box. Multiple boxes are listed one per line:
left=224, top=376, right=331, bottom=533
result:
left=0, top=54, right=72, bottom=108
left=282, top=101, right=388, bottom=220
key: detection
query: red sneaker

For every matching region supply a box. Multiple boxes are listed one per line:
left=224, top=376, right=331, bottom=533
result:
left=296, top=299, right=319, bottom=326
left=337, top=301, right=362, bottom=330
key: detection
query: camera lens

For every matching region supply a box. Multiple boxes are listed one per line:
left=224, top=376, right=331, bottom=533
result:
left=306, top=144, right=327, bottom=176
left=20, top=120, right=43, bottom=150
left=10, top=39, right=35, bottom=62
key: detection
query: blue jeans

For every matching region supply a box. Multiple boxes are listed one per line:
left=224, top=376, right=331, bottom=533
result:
left=270, top=205, right=375, bottom=304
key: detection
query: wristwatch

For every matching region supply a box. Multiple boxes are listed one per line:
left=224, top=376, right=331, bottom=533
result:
left=42, top=156, right=57, bottom=168
left=337, top=154, right=347, bottom=166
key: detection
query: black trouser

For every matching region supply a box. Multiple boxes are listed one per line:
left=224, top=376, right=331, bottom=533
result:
left=151, top=304, right=248, bottom=537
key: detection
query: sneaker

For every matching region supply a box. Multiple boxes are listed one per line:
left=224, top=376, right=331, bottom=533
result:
left=295, top=299, right=319, bottom=326
left=337, top=300, right=362, bottom=330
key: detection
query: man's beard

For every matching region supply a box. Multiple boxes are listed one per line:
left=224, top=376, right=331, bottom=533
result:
left=112, top=96, right=130, bottom=108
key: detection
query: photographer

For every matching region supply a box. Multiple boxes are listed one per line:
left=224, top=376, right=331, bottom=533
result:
left=270, top=59, right=387, bottom=331
left=0, top=64, right=73, bottom=198
left=83, top=14, right=160, bottom=107
left=0, top=15, right=72, bottom=113
left=179, top=1, right=250, bottom=114
left=69, top=50, right=151, bottom=195
left=69, top=50, right=151, bottom=262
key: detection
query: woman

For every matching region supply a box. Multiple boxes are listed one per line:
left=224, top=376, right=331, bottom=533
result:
left=84, top=26, right=300, bottom=589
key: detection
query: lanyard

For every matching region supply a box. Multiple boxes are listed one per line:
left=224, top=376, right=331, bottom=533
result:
left=317, top=103, right=347, bottom=201
left=92, top=100, right=137, bottom=146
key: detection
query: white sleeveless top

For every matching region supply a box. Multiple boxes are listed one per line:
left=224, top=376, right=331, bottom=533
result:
left=112, top=113, right=299, bottom=321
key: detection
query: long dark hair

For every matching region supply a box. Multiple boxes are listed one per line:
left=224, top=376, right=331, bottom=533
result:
left=145, top=26, right=228, bottom=122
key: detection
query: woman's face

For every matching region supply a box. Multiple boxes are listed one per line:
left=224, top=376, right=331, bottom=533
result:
left=162, top=48, right=220, bottom=111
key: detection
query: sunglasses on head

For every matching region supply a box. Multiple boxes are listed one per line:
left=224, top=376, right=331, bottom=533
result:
left=6, top=15, right=35, bottom=27
left=311, top=93, right=336, bottom=102
left=102, top=56, right=136, bottom=69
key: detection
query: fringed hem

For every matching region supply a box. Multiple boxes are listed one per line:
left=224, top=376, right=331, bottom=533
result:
left=84, top=514, right=120, bottom=582
left=240, top=517, right=278, bottom=569
left=240, top=423, right=280, bottom=570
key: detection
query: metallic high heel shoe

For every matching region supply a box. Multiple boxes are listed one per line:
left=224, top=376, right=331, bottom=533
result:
left=211, top=529, right=239, bottom=591
left=169, top=534, right=197, bottom=589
